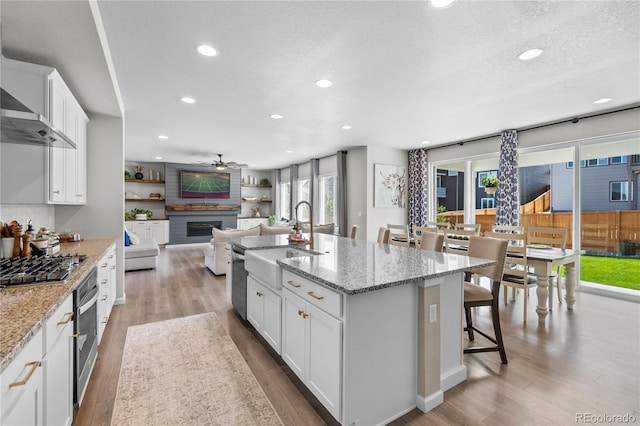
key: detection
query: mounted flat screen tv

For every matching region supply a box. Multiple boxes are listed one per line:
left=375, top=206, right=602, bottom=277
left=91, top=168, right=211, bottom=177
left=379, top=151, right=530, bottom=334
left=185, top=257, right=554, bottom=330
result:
left=180, top=170, right=230, bottom=198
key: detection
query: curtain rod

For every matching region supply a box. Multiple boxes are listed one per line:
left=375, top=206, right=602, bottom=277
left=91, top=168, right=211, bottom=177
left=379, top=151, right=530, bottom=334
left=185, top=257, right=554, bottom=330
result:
left=436, top=104, right=640, bottom=149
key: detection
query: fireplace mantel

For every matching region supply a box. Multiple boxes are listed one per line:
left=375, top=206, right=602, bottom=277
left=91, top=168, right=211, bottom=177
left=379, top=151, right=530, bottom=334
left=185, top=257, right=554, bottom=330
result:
left=166, top=205, right=240, bottom=211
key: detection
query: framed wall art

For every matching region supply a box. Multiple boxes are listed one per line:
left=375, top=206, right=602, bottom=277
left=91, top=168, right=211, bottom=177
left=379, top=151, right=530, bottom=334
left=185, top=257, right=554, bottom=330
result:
left=374, top=164, right=406, bottom=208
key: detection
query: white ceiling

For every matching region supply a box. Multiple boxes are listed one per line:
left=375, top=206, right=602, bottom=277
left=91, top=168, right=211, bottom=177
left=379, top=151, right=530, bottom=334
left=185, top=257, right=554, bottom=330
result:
left=2, top=1, right=639, bottom=170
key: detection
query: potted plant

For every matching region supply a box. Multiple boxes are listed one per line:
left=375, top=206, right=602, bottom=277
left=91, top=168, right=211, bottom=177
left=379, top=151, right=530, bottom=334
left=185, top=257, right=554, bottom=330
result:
left=259, top=178, right=271, bottom=187
left=124, top=170, right=132, bottom=180
left=481, top=176, right=499, bottom=195
left=125, top=208, right=153, bottom=221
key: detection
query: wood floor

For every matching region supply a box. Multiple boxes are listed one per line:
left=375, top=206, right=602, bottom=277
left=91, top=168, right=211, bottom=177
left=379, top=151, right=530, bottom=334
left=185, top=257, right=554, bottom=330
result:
left=74, top=246, right=639, bottom=426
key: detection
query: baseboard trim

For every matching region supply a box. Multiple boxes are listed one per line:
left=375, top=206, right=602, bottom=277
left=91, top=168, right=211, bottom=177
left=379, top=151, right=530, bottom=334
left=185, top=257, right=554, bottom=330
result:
left=416, top=390, right=443, bottom=413
left=441, top=365, right=467, bottom=392
left=579, top=281, right=639, bottom=303
left=114, top=295, right=126, bottom=305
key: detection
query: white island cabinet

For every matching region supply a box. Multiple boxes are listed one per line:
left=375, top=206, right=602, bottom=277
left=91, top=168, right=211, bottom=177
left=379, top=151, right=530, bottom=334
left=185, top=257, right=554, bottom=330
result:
left=247, top=275, right=282, bottom=354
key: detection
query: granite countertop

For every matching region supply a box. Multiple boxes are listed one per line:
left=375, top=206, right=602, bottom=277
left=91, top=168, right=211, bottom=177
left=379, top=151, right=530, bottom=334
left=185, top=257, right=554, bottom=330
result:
left=231, top=234, right=495, bottom=295
left=0, top=238, right=116, bottom=373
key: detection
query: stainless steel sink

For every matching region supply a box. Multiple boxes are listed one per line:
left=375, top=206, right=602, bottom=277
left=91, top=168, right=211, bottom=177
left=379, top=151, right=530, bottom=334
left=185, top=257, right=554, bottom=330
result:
left=245, top=248, right=318, bottom=289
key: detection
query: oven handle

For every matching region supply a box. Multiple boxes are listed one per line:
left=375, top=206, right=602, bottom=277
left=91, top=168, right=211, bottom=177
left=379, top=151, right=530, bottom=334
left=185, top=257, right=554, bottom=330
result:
left=78, top=293, right=98, bottom=315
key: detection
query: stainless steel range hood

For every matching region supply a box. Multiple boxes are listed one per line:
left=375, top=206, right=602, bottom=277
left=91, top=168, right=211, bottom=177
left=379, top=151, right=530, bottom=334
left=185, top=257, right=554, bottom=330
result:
left=1, top=88, right=76, bottom=149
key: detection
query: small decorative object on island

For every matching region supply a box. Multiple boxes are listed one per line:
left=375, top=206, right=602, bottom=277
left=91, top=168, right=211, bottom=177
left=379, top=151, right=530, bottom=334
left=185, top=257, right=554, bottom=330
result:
left=481, top=175, right=499, bottom=195
left=133, top=165, right=145, bottom=180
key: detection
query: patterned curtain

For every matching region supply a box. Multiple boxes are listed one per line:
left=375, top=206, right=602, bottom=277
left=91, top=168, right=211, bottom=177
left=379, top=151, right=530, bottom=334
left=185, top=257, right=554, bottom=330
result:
left=496, top=130, right=520, bottom=226
left=408, top=148, right=429, bottom=228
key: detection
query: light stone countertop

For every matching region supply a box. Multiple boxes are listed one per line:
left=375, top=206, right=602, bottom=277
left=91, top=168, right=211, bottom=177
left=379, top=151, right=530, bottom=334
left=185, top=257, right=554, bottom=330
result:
left=0, top=238, right=116, bottom=373
left=230, top=233, right=495, bottom=295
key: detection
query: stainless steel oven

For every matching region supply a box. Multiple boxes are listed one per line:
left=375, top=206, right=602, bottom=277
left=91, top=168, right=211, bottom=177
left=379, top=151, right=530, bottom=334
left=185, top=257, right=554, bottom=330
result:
left=74, top=267, right=98, bottom=404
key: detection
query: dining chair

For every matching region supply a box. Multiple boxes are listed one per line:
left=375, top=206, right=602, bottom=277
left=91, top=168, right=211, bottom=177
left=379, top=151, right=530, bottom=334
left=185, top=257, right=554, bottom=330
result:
left=527, top=227, right=567, bottom=307
left=453, top=223, right=481, bottom=235
left=350, top=224, right=358, bottom=240
left=418, top=232, right=444, bottom=252
left=491, top=224, right=524, bottom=234
left=427, top=221, right=450, bottom=233
left=463, top=235, right=509, bottom=364
left=486, top=231, right=537, bottom=323
left=412, top=225, right=436, bottom=249
left=443, top=229, right=477, bottom=255
left=377, top=227, right=390, bottom=244
left=387, top=224, right=410, bottom=247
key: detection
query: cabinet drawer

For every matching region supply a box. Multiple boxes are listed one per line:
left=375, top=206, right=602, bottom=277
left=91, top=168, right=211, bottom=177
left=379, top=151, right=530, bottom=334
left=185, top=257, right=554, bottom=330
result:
left=1, top=328, right=43, bottom=416
left=282, top=270, right=342, bottom=319
left=44, top=295, right=73, bottom=354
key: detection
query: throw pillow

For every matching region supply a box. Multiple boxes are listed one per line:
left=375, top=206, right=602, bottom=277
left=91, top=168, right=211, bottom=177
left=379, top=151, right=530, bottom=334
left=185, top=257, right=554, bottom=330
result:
left=124, top=230, right=131, bottom=247
left=259, top=223, right=292, bottom=235
left=129, top=232, right=141, bottom=245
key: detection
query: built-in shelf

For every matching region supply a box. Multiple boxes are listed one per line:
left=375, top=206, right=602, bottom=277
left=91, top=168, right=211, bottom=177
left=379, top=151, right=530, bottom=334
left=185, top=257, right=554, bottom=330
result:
left=125, top=198, right=165, bottom=202
left=125, top=179, right=165, bottom=184
left=166, top=205, right=241, bottom=211
left=242, top=199, right=272, bottom=203
left=241, top=184, right=272, bottom=188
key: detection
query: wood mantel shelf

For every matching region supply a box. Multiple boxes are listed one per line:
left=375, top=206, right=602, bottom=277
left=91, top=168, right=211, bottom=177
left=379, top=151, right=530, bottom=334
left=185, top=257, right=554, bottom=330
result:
left=165, top=205, right=241, bottom=211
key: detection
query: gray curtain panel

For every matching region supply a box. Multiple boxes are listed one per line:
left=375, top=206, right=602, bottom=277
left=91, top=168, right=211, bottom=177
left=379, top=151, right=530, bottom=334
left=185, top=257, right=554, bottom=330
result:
left=310, top=158, right=319, bottom=224
left=290, top=164, right=298, bottom=221
left=408, top=148, right=429, bottom=228
left=274, top=169, right=281, bottom=220
left=337, top=151, right=348, bottom=237
left=496, top=130, right=520, bottom=226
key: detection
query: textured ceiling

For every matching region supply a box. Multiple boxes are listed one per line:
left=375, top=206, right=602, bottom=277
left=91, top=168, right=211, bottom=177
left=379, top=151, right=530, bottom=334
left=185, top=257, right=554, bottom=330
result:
left=3, top=1, right=639, bottom=170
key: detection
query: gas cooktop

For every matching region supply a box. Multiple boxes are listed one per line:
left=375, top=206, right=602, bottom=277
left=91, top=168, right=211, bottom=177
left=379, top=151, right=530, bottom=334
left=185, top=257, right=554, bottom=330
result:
left=0, top=253, right=88, bottom=286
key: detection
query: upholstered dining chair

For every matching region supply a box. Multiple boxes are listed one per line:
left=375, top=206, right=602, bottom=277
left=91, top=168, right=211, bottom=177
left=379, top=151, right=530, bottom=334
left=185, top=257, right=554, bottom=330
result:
left=387, top=224, right=410, bottom=247
left=464, top=235, right=509, bottom=364
left=527, top=227, right=567, bottom=307
left=350, top=224, right=358, bottom=239
left=412, top=225, right=436, bottom=249
left=453, top=223, right=481, bottom=235
left=418, top=232, right=444, bottom=252
left=377, top=227, right=390, bottom=244
left=486, top=231, right=536, bottom=323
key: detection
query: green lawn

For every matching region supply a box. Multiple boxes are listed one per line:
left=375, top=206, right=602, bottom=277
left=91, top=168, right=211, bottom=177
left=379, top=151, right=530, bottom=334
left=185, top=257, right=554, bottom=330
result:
left=580, top=255, right=640, bottom=290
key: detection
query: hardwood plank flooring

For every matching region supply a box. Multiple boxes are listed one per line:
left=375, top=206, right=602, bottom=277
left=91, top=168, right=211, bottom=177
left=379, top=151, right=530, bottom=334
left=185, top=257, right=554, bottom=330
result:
left=74, top=246, right=639, bottom=426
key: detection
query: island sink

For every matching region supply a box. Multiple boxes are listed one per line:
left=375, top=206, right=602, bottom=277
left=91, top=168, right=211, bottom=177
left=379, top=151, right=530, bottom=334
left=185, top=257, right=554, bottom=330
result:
left=245, top=248, right=320, bottom=290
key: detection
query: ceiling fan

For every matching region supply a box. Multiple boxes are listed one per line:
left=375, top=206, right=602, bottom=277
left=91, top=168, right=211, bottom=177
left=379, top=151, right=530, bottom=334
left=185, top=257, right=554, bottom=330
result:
left=198, top=154, right=248, bottom=170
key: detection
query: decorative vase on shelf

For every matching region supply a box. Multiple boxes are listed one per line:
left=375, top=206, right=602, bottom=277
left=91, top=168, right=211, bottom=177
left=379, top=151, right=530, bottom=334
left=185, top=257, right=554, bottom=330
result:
left=134, top=172, right=144, bottom=180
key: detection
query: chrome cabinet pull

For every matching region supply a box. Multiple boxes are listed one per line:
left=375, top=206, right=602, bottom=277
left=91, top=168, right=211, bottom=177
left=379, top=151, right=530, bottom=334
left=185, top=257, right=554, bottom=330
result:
left=9, top=361, right=40, bottom=387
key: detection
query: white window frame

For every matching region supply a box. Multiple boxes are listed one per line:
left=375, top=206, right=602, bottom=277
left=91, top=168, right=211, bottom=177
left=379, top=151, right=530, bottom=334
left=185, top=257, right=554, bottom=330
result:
left=610, top=181, right=629, bottom=202
left=610, top=155, right=628, bottom=164
left=480, top=197, right=495, bottom=209
left=296, top=179, right=311, bottom=222
left=318, top=173, right=338, bottom=226
left=279, top=182, right=290, bottom=220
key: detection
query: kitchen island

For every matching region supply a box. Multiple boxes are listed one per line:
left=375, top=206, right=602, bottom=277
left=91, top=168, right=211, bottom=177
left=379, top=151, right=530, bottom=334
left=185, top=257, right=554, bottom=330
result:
left=231, top=233, right=494, bottom=425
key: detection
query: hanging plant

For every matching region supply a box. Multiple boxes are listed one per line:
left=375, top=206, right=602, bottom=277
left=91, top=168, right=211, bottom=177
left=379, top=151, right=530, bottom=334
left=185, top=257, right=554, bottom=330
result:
left=481, top=176, right=499, bottom=195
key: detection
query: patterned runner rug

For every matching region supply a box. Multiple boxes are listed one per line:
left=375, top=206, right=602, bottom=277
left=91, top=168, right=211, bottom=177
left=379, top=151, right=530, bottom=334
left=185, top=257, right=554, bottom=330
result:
left=111, top=312, right=283, bottom=426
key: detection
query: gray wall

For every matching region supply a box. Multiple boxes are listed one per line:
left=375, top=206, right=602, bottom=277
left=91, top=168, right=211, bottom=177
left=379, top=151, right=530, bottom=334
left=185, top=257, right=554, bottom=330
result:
left=346, top=147, right=367, bottom=240
left=551, top=161, right=634, bottom=211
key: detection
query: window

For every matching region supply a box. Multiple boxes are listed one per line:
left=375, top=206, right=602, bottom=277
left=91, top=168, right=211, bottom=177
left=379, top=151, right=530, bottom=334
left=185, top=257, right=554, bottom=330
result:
left=279, top=182, right=290, bottom=220
left=587, top=158, right=608, bottom=166
left=610, top=181, right=629, bottom=201
left=296, top=179, right=311, bottom=222
left=611, top=156, right=628, bottom=164
left=319, top=175, right=337, bottom=225
left=480, top=198, right=495, bottom=209
left=567, top=160, right=587, bottom=168
left=477, top=171, right=497, bottom=188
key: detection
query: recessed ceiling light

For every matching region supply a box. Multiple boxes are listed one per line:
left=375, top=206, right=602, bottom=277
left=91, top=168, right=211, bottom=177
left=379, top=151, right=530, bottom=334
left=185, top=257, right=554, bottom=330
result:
left=430, top=0, right=457, bottom=8
left=270, top=114, right=283, bottom=119
left=250, top=164, right=257, bottom=167
left=180, top=96, right=196, bottom=104
left=196, top=44, right=218, bottom=57
left=517, top=48, right=544, bottom=61
left=158, top=135, right=168, bottom=140
left=342, top=125, right=352, bottom=130
left=421, top=140, right=430, bottom=145
left=593, top=98, right=612, bottom=104
left=316, top=79, right=333, bottom=88
left=285, top=150, right=294, bottom=154
left=155, top=156, right=163, bottom=160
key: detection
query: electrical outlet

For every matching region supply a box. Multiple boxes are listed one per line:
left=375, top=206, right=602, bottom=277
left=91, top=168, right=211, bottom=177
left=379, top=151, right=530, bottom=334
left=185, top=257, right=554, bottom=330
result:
left=429, top=304, right=437, bottom=324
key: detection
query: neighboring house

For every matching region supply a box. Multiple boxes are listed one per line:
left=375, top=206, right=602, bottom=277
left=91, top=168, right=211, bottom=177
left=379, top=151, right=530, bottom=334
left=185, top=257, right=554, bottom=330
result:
left=551, top=155, right=640, bottom=211
left=437, top=165, right=550, bottom=211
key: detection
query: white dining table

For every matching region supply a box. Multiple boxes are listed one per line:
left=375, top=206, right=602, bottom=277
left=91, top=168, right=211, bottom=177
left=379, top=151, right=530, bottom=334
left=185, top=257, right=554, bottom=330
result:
left=526, top=246, right=584, bottom=324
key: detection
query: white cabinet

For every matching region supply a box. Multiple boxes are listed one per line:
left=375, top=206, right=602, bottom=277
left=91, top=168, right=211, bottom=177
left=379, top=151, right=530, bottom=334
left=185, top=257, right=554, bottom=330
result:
left=97, top=243, right=117, bottom=344
left=125, top=220, right=169, bottom=245
left=237, top=218, right=268, bottom=230
left=247, top=276, right=282, bottom=354
left=43, top=294, right=74, bottom=426
left=0, top=329, right=44, bottom=426
left=281, top=271, right=342, bottom=420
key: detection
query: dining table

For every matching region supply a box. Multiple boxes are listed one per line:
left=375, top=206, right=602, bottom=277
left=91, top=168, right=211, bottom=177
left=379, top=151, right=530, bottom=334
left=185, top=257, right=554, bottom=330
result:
left=526, top=245, right=584, bottom=324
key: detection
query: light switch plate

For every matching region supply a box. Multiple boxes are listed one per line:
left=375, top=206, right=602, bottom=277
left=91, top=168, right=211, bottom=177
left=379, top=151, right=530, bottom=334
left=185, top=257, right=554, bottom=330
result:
left=429, top=304, right=437, bottom=324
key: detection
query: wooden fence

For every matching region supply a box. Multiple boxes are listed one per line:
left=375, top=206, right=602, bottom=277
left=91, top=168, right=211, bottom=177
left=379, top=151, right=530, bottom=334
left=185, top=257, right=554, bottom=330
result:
left=441, top=209, right=640, bottom=253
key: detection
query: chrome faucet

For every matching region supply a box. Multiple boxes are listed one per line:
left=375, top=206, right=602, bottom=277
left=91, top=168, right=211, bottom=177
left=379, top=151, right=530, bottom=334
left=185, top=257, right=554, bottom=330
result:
left=294, top=200, right=313, bottom=249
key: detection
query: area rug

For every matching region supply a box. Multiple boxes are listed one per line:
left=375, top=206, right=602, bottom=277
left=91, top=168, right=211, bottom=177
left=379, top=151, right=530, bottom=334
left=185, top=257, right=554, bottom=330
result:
left=111, top=312, right=283, bottom=426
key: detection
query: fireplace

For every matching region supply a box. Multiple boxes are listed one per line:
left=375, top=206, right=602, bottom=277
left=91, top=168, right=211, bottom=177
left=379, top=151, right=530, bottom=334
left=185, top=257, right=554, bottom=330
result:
left=187, top=221, right=222, bottom=237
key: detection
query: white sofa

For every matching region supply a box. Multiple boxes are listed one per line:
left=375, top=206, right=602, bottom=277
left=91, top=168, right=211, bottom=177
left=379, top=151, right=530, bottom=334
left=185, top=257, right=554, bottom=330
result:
left=204, top=223, right=292, bottom=275
left=124, top=238, right=160, bottom=271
